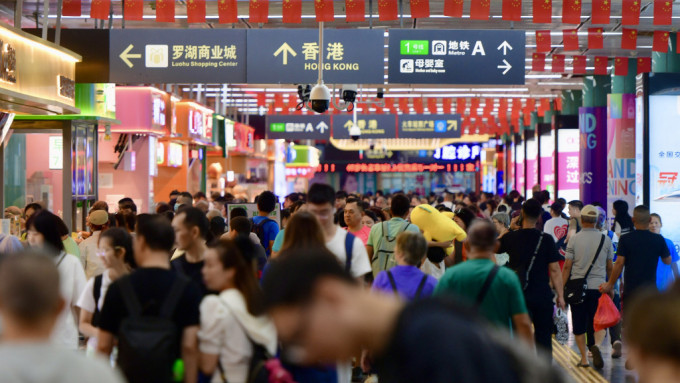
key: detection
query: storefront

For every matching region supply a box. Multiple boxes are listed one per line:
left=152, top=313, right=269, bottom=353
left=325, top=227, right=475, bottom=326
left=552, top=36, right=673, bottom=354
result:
left=0, top=24, right=86, bottom=229
left=154, top=100, right=213, bottom=202
left=98, top=86, right=173, bottom=213
left=222, top=122, right=259, bottom=200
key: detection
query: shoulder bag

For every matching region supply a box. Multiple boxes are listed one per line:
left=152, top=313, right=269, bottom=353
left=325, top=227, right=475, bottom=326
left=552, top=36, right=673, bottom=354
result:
left=564, top=234, right=605, bottom=306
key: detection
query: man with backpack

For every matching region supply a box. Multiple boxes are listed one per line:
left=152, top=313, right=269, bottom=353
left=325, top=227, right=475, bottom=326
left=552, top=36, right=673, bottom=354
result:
left=307, top=183, right=371, bottom=280
left=252, top=191, right=280, bottom=258
left=435, top=220, right=534, bottom=347
left=366, top=194, right=421, bottom=278
left=97, top=215, right=201, bottom=383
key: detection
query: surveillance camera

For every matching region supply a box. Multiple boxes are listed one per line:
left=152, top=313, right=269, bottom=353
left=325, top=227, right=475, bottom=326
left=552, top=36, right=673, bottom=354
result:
left=310, top=83, right=331, bottom=114
left=377, top=88, right=384, bottom=99
left=341, top=84, right=358, bottom=103
left=349, top=124, right=362, bottom=141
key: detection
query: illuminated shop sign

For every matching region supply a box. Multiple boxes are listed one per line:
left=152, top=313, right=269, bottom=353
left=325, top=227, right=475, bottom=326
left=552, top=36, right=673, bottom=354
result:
left=168, top=143, right=182, bottom=167
left=152, top=93, right=166, bottom=127
left=344, top=162, right=478, bottom=173
left=433, top=143, right=482, bottom=161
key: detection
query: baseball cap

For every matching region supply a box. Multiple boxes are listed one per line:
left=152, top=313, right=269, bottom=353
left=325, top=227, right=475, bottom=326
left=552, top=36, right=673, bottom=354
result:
left=89, top=210, right=109, bottom=226
left=581, top=205, right=599, bottom=218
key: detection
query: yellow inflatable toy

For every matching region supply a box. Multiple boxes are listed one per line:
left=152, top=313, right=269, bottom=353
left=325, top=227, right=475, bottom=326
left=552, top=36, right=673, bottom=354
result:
left=410, top=204, right=467, bottom=256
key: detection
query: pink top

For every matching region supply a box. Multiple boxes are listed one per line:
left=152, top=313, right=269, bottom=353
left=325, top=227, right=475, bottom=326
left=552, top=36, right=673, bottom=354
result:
left=347, top=225, right=371, bottom=245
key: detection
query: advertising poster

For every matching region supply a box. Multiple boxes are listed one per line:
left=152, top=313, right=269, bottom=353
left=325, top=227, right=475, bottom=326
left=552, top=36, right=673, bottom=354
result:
left=557, top=129, right=580, bottom=202
left=649, top=95, right=680, bottom=256
left=635, top=94, right=645, bottom=206
left=607, top=94, right=636, bottom=224
left=515, top=142, right=525, bottom=196
left=526, top=137, right=538, bottom=194
left=539, top=130, right=555, bottom=196
left=579, top=106, right=608, bottom=205
left=507, top=141, right=515, bottom=193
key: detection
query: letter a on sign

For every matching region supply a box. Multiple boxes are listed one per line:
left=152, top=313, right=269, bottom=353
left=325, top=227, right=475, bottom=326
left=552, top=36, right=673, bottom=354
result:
left=472, top=41, right=486, bottom=56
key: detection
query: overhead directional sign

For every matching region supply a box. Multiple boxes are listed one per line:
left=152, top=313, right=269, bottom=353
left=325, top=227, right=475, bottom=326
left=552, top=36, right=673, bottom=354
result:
left=331, top=114, right=397, bottom=139
left=109, top=29, right=246, bottom=83
left=247, top=29, right=384, bottom=84
left=388, top=30, right=525, bottom=85
left=398, top=114, right=462, bottom=139
left=266, top=115, right=331, bottom=140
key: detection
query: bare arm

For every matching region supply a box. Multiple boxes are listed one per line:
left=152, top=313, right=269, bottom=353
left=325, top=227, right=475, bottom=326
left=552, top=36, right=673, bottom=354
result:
left=606, top=259, right=613, bottom=280
left=365, top=245, right=374, bottom=260
left=182, top=326, right=200, bottom=383
left=512, top=313, right=535, bottom=350
left=561, top=259, right=573, bottom=287
left=601, top=256, right=625, bottom=293
left=673, top=262, right=680, bottom=279
left=549, top=261, right=565, bottom=310
left=96, top=330, right=115, bottom=357
left=662, top=255, right=672, bottom=265
left=78, top=309, right=98, bottom=339
left=267, top=240, right=274, bottom=254
left=199, top=353, right=219, bottom=377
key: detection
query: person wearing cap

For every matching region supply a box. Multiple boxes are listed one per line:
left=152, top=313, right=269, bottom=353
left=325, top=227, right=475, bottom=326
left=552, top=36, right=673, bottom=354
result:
left=78, top=209, right=110, bottom=280
left=562, top=205, right=615, bottom=369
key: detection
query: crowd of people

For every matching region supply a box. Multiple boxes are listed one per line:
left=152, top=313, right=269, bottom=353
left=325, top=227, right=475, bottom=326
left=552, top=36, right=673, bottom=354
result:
left=0, top=183, right=678, bottom=383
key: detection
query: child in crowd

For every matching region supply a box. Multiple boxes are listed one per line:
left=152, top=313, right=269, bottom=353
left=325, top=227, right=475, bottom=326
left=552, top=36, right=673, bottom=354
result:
left=371, top=231, right=437, bottom=300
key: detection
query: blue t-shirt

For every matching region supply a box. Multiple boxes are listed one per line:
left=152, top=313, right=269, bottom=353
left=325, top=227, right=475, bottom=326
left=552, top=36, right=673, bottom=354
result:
left=372, top=265, right=437, bottom=300
left=252, top=216, right=280, bottom=257
left=272, top=229, right=285, bottom=253
left=656, top=237, right=679, bottom=291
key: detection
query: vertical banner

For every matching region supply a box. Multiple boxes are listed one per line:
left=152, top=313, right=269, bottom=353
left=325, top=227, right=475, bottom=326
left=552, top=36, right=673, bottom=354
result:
left=579, top=106, right=608, bottom=205
left=557, top=129, right=581, bottom=202
left=649, top=95, right=680, bottom=258
left=635, top=91, right=645, bottom=206
left=607, top=94, right=636, bottom=225
left=507, top=141, right=515, bottom=192
left=526, top=136, right=538, bottom=194
left=515, top=142, right=525, bottom=196
left=539, top=128, right=555, bottom=196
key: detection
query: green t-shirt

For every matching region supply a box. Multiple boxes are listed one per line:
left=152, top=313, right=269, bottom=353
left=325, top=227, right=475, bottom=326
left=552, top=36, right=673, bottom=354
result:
left=63, top=236, right=81, bottom=260
left=366, top=218, right=420, bottom=252
left=434, top=259, right=527, bottom=329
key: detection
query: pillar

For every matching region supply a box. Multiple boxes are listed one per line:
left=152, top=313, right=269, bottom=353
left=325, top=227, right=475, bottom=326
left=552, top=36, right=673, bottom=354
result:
left=579, top=75, right=610, bottom=205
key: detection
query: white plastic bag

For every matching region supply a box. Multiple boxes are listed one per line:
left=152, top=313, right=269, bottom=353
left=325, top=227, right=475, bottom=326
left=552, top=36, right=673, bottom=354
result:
left=554, top=307, right=569, bottom=345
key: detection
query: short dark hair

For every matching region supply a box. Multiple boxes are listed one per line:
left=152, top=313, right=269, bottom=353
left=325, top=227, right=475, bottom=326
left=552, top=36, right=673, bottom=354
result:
left=230, top=207, right=248, bottom=218
left=336, top=191, right=348, bottom=200
left=230, top=216, right=252, bottom=235
left=633, top=205, right=651, bottom=225
left=345, top=198, right=364, bottom=212
left=179, top=191, right=193, bottom=199
left=390, top=194, right=411, bottom=217
left=568, top=200, right=584, bottom=210
left=169, top=190, right=180, bottom=197
left=0, top=252, right=61, bottom=324
left=308, top=183, right=336, bottom=207
left=209, top=216, right=226, bottom=239
left=522, top=198, right=543, bottom=220
left=453, top=207, right=476, bottom=229
left=257, top=191, right=277, bottom=213
left=100, top=227, right=136, bottom=268
left=550, top=201, right=564, bottom=214
left=137, top=214, right=175, bottom=253
left=23, top=203, right=43, bottom=216
left=262, top=249, right=355, bottom=311
left=467, top=220, right=498, bottom=252
left=193, top=191, right=207, bottom=200
left=119, top=197, right=134, bottom=205
left=176, top=207, right=210, bottom=240
left=286, top=193, right=301, bottom=204
left=26, top=211, right=65, bottom=253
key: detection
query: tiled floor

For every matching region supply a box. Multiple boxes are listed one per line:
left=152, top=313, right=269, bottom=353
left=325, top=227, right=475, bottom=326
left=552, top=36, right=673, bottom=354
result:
left=559, top=331, right=638, bottom=383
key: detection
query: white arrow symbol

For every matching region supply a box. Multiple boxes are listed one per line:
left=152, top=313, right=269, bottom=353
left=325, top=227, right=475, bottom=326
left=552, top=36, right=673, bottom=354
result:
left=497, top=41, right=513, bottom=56
left=497, top=59, right=512, bottom=75
left=316, top=121, right=329, bottom=133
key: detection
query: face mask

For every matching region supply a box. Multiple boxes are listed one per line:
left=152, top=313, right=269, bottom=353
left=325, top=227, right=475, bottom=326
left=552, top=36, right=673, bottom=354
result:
left=174, top=204, right=180, bottom=212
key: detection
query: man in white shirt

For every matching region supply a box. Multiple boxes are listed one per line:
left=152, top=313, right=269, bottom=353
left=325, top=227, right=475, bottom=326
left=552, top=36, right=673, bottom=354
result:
left=0, top=252, right=125, bottom=383
left=79, top=209, right=110, bottom=280
left=307, top=183, right=371, bottom=383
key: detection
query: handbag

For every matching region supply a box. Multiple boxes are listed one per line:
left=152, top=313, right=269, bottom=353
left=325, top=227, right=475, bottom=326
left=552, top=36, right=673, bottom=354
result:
left=565, top=234, right=606, bottom=306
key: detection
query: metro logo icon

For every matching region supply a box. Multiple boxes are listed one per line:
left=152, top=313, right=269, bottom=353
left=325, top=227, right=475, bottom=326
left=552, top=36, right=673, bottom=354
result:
left=270, top=123, right=285, bottom=132
left=434, top=120, right=447, bottom=132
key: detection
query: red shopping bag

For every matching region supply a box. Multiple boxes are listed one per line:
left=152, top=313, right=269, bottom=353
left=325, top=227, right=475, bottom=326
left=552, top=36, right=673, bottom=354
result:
left=593, top=293, right=621, bottom=332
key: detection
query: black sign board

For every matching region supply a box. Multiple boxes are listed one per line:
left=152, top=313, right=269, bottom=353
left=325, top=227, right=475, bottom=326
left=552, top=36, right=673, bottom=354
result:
left=247, top=29, right=384, bottom=84
left=388, top=29, right=525, bottom=85
left=331, top=114, right=397, bottom=139
left=266, top=115, right=331, bottom=140
left=398, top=114, right=462, bottom=139
left=109, top=29, right=247, bottom=83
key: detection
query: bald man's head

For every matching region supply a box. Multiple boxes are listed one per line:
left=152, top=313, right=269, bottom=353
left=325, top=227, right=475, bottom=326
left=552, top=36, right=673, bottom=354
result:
left=0, top=252, right=62, bottom=325
left=466, top=220, right=498, bottom=252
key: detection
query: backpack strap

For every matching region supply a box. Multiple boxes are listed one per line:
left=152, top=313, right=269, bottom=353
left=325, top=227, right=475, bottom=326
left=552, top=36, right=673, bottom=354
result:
left=117, top=276, right=143, bottom=318
left=476, top=265, right=500, bottom=306
left=414, top=274, right=429, bottom=299
left=386, top=271, right=398, bottom=295
left=344, top=232, right=355, bottom=273
left=582, top=234, right=606, bottom=281
left=523, top=232, right=544, bottom=291
left=160, top=275, right=189, bottom=319
left=92, top=273, right=103, bottom=326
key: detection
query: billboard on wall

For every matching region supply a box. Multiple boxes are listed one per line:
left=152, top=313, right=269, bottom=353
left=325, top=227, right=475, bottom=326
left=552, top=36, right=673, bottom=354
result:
left=649, top=95, right=680, bottom=257
left=539, top=128, right=555, bottom=196
left=557, top=129, right=580, bottom=203
left=607, top=94, right=636, bottom=224
left=515, top=142, right=525, bottom=196
left=579, top=107, right=608, bottom=205
left=526, top=137, right=538, bottom=194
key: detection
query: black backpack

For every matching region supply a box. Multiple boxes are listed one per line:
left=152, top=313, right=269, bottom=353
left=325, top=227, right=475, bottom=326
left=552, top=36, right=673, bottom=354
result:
left=116, top=275, right=189, bottom=383
left=250, top=217, right=275, bottom=249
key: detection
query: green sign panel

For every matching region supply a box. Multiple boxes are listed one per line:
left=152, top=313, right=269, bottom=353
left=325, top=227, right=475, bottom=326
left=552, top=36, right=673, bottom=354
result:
left=270, top=123, right=285, bottom=132
left=400, top=40, right=429, bottom=55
